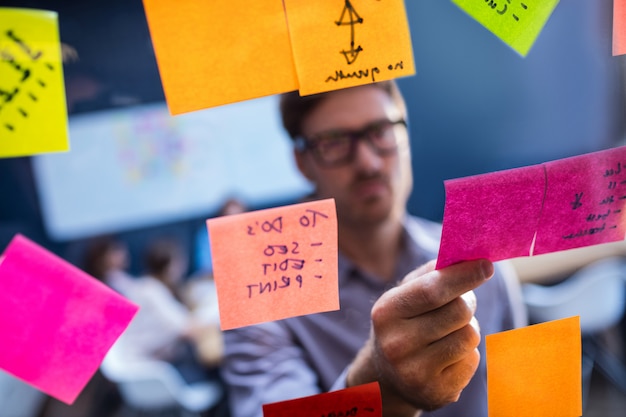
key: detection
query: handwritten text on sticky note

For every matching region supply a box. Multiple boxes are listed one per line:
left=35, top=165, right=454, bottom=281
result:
left=486, top=316, right=581, bottom=417
left=452, top=0, right=560, bottom=57
left=0, top=234, right=138, bottom=404
left=283, top=0, right=415, bottom=95
left=207, top=199, right=338, bottom=330
left=141, top=0, right=298, bottom=114
left=0, top=8, right=69, bottom=157
left=262, top=382, right=382, bottom=417
left=437, top=146, right=626, bottom=269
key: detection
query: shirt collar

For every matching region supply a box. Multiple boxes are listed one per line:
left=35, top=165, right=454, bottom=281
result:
left=337, top=215, right=440, bottom=288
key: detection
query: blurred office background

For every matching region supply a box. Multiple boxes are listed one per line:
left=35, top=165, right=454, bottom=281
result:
left=1, top=0, right=626, bottom=416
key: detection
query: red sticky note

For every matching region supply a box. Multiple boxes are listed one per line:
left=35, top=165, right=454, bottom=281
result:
left=486, top=316, right=582, bottom=417
left=614, top=0, right=626, bottom=56
left=436, top=164, right=545, bottom=269
left=207, top=199, right=338, bottom=330
left=262, top=382, right=382, bottom=417
left=534, top=147, right=626, bottom=254
left=0, top=234, right=138, bottom=404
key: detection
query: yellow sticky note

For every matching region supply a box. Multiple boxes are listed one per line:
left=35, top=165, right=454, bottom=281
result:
left=486, top=316, right=582, bottom=417
left=283, top=0, right=415, bottom=95
left=142, top=0, right=299, bottom=115
left=0, top=8, right=69, bottom=158
left=452, top=0, right=560, bottom=57
left=207, top=199, right=339, bottom=330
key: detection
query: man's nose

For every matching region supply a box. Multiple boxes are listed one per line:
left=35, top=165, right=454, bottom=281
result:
left=352, top=138, right=383, bottom=170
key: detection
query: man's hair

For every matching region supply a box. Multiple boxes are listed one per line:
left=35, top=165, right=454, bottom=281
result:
left=279, top=80, right=407, bottom=140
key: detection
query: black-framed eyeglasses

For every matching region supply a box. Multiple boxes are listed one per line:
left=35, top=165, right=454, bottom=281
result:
left=294, top=119, right=407, bottom=167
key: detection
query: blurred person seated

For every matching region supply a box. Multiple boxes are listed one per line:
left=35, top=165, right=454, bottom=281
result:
left=186, top=198, right=248, bottom=370
left=116, top=237, right=212, bottom=384
left=83, top=235, right=135, bottom=294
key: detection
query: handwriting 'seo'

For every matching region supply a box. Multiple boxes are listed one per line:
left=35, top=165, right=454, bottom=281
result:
left=207, top=198, right=338, bottom=330
left=0, top=8, right=69, bottom=157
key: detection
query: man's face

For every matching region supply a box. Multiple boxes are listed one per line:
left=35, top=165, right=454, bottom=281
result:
left=295, top=85, right=412, bottom=228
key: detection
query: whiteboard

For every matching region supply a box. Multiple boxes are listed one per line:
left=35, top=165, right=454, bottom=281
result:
left=32, top=96, right=312, bottom=240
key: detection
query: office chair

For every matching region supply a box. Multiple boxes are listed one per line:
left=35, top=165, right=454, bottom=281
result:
left=100, top=342, right=224, bottom=417
left=522, top=257, right=626, bottom=408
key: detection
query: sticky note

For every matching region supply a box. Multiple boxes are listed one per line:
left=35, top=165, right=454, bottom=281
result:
left=262, top=382, right=382, bottom=417
left=486, top=316, right=581, bottom=417
left=0, top=234, right=139, bottom=404
left=534, top=148, right=626, bottom=254
left=207, top=199, right=338, bottom=330
left=0, top=8, right=69, bottom=157
left=436, top=164, right=545, bottom=270
left=437, top=146, right=626, bottom=269
left=614, top=0, right=626, bottom=56
left=452, top=0, right=560, bottom=57
left=283, top=0, right=415, bottom=95
left=141, top=0, right=298, bottom=114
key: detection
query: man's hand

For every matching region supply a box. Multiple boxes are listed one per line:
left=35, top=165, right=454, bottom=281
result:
left=347, top=259, right=494, bottom=416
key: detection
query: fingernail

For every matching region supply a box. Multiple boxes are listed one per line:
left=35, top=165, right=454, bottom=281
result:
left=481, top=260, right=494, bottom=280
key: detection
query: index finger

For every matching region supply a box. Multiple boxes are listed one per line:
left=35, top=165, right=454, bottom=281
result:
left=384, top=259, right=494, bottom=318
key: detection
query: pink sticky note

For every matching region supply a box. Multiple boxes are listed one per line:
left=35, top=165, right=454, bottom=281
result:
left=207, top=199, right=338, bottom=330
left=437, top=146, right=626, bottom=269
left=0, top=234, right=138, bottom=404
left=262, top=382, right=382, bottom=417
left=534, top=147, right=626, bottom=254
left=614, top=0, right=626, bottom=56
left=436, top=165, right=545, bottom=269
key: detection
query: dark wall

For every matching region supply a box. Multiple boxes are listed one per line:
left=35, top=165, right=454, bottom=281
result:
left=1, top=0, right=624, bottom=270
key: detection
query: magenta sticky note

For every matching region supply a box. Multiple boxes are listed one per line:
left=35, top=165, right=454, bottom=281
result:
left=0, top=234, right=138, bottom=404
left=437, top=146, right=626, bottom=269
left=436, top=164, right=545, bottom=269
left=534, top=147, right=626, bottom=254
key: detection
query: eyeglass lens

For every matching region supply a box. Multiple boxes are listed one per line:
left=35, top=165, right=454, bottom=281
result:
left=312, top=120, right=403, bottom=165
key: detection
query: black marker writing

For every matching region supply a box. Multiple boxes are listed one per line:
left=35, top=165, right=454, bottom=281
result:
left=484, top=0, right=528, bottom=22
left=604, top=162, right=623, bottom=177
left=247, top=216, right=283, bottom=235
left=563, top=223, right=606, bottom=240
left=262, top=259, right=305, bottom=275
left=586, top=209, right=611, bottom=222
left=336, top=0, right=364, bottom=65
left=246, top=275, right=303, bottom=298
left=299, top=209, right=329, bottom=228
left=570, top=192, right=583, bottom=210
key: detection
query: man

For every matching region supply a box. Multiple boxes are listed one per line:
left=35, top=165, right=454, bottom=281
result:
left=221, top=81, right=526, bottom=416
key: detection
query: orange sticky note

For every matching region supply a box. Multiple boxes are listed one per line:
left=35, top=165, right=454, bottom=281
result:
left=207, top=199, right=338, bottom=330
left=0, top=8, right=69, bottom=157
left=614, top=0, right=626, bottom=56
left=283, top=0, right=415, bottom=95
left=262, top=382, right=382, bottom=417
left=142, top=0, right=298, bottom=114
left=486, top=316, right=582, bottom=417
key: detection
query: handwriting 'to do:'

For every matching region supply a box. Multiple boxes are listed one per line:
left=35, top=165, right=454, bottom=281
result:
left=246, top=209, right=329, bottom=236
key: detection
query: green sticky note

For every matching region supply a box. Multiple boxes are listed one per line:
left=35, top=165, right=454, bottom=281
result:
left=452, top=0, right=560, bottom=57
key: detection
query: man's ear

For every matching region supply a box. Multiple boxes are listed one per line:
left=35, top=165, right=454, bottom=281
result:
left=294, top=148, right=315, bottom=182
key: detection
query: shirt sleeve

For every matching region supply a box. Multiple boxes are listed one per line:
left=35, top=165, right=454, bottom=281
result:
left=221, top=321, right=321, bottom=417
